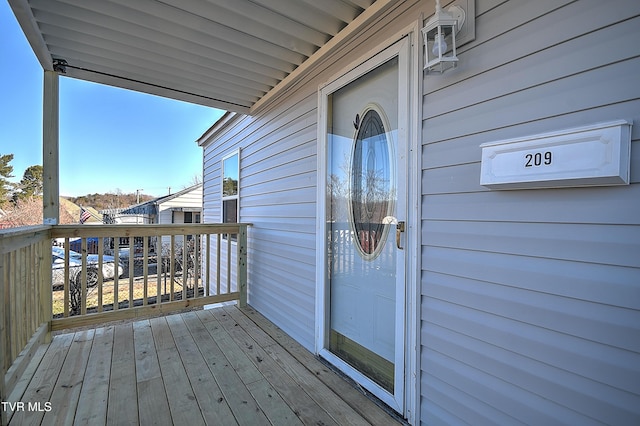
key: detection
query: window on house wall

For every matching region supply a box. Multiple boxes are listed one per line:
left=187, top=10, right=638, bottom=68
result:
left=184, top=211, right=201, bottom=241
left=222, top=150, right=239, bottom=240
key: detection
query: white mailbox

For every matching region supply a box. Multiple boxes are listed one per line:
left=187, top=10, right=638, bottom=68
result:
left=480, top=120, right=632, bottom=189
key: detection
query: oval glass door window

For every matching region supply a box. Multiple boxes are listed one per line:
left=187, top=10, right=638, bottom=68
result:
left=350, top=105, right=394, bottom=260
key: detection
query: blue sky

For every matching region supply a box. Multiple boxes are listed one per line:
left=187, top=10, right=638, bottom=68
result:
left=0, top=2, right=225, bottom=198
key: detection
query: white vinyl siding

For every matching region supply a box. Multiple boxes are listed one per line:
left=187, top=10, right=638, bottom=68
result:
left=200, top=0, right=640, bottom=423
left=156, top=185, right=202, bottom=246
left=156, top=186, right=203, bottom=225
left=200, top=0, right=417, bottom=343
left=205, top=1, right=424, bottom=353
left=420, top=0, right=640, bottom=424
left=202, top=94, right=319, bottom=350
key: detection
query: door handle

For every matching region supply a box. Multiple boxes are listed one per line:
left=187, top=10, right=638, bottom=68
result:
left=396, top=221, right=405, bottom=250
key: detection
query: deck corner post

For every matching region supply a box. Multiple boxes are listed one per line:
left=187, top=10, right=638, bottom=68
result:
left=43, top=70, right=60, bottom=225
left=237, top=224, right=248, bottom=308
left=0, top=252, right=6, bottom=426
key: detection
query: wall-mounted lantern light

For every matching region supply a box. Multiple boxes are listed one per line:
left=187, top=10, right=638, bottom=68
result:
left=422, top=0, right=466, bottom=73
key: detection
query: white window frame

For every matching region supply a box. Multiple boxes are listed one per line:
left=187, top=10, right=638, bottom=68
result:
left=221, top=149, right=240, bottom=239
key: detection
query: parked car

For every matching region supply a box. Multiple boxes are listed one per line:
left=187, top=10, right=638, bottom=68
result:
left=52, top=247, right=124, bottom=288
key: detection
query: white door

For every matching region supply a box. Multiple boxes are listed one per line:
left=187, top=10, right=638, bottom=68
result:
left=319, top=39, right=408, bottom=412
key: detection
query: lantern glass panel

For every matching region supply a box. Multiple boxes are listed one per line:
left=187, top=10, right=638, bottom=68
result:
left=423, top=22, right=458, bottom=73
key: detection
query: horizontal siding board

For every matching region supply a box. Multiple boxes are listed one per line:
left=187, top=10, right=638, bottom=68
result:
left=425, top=16, right=640, bottom=120
left=422, top=220, right=640, bottom=268
left=242, top=202, right=316, bottom=219
left=426, top=0, right=640, bottom=98
left=251, top=232, right=316, bottom=263
left=250, top=224, right=316, bottom=244
left=422, top=303, right=639, bottom=410
left=241, top=111, right=316, bottom=165
left=424, top=58, right=640, bottom=144
left=422, top=101, right=640, bottom=170
left=475, top=0, right=509, bottom=17
left=423, top=325, right=639, bottom=423
left=242, top=165, right=316, bottom=193
left=422, top=348, right=579, bottom=425
left=242, top=133, right=316, bottom=180
left=424, top=270, right=640, bottom=356
left=241, top=186, right=316, bottom=208
left=422, top=184, right=640, bottom=225
left=240, top=217, right=315, bottom=236
left=421, top=162, right=480, bottom=195
left=421, top=347, right=615, bottom=425
left=216, top=96, right=316, bottom=161
left=421, top=298, right=640, bottom=423
left=250, top=250, right=315, bottom=294
left=248, top=278, right=315, bottom=351
left=422, top=247, right=640, bottom=325
left=420, top=372, right=522, bottom=426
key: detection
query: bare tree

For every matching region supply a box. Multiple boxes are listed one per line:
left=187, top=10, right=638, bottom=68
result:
left=1, top=197, right=78, bottom=227
left=1, top=197, right=42, bottom=227
left=190, top=174, right=202, bottom=185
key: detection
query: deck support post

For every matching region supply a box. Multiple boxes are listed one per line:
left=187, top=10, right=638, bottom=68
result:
left=43, top=70, right=59, bottom=225
left=237, top=225, right=248, bottom=307
left=0, top=253, right=6, bottom=426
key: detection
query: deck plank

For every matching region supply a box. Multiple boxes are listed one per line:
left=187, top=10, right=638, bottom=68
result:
left=181, top=311, right=271, bottom=425
left=107, top=324, right=138, bottom=426
left=245, top=378, right=304, bottom=426
left=9, top=306, right=402, bottom=426
left=211, top=308, right=340, bottom=426
left=149, top=316, right=204, bottom=425
left=235, top=305, right=404, bottom=426
left=223, top=306, right=372, bottom=426
left=164, top=313, right=237, bottom=425
left=5, top=344, right=49, bottom=421
left=133, top=320, right=172, bottom=425
left=74, top=326, right=114, bottom=426
left=196, top=310, right=302, bottom=425
left=196, top=310, right=264, bottom=385
left=8, top=333, right=74, bottom=425
left=43, top=329, right=95, bottom=425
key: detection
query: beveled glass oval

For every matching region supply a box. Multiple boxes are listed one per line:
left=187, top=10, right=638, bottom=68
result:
left=350, top=107, right=393, bottom=260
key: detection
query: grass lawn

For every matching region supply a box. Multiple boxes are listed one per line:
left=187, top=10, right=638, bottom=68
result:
left=52, top=274, right=202, bottom=316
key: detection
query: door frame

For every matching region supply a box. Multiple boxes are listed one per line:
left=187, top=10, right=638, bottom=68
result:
left=315, top=23, right=420, bottom=421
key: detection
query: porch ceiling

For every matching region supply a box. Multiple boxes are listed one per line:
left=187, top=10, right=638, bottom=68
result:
left=9, top=0, right=380, bottom=114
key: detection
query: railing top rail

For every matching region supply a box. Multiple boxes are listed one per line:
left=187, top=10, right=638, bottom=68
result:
left=0, top=225, right=52, bottom=255
left=50, top=223, right=252, bottom=238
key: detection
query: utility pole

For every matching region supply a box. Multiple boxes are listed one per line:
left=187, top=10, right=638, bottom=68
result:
left=135, top=189, right=144, bottom=224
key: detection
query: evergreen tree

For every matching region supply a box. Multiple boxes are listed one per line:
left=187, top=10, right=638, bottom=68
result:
left=0, top=154, right=15, bottom=207
left=15, top=165, right=44, bottom=200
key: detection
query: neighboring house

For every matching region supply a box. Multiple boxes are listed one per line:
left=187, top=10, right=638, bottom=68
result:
left=197, top=2, right=640, bottom=424
left=9, top=1, right=640, bottom=424
left=101, top=184, right=202, bottom=226
left=101, top=184, right=202, bottom=252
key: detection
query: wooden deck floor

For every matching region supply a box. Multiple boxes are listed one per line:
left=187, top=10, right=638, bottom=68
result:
left=6, top=305, right=403, bottom=425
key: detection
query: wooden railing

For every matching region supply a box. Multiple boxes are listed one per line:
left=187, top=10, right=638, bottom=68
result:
left=1, top=223, right=249, bottom=418
left=0, top=225, right=52, bottom=422
left=49, top=223, right=249, bottom=330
